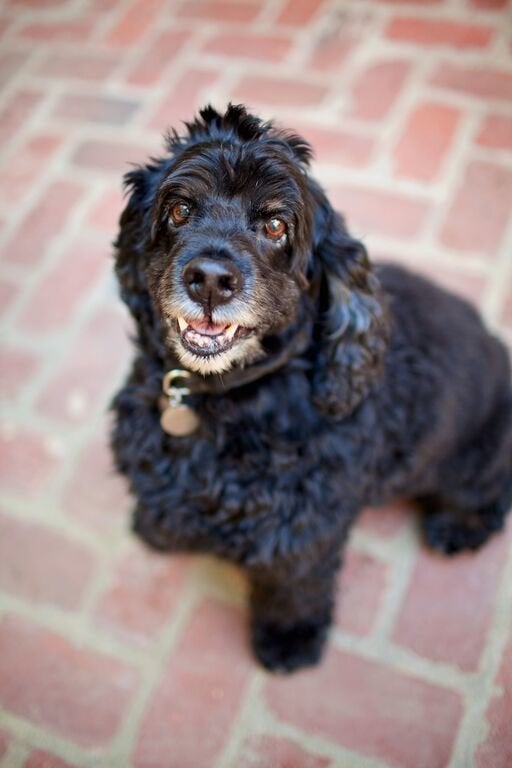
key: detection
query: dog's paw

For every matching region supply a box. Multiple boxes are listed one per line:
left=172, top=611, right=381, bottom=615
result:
left=423, top=509, right=504, bottom=555
left=251, top=619, right=329, bottom=673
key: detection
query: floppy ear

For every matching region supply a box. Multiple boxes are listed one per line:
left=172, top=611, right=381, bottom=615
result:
left=308, top=180, right=390, bottom=419
left=114, top=162, right=167, bottom=349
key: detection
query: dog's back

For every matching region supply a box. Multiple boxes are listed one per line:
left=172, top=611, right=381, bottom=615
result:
left=374, top=263, right=512, bottom=541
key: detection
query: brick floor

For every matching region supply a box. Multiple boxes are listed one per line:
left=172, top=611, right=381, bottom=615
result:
left=0, top=1, right=511, bottom=767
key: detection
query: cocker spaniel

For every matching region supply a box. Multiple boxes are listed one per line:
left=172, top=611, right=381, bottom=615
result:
left=111, top=104, right=512, bottom=672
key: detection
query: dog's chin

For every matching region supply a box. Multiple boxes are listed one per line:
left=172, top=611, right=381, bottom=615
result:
left=169, top=319, right=263, bottom=375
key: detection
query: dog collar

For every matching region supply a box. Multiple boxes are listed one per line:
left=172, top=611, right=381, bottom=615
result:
left=159, top=325, right=312, bottom=436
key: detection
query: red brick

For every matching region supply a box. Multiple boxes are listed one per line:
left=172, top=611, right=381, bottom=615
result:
left=476, top=113, right=512, bottom=151
left=337, top=549, right=388, bottom=636
left=0, top=133, right=63, bottom=206
left=356, top=500, right=413, bottom=538
left=277, top=0, right=324, bottom=25
left=148, top=69, right=220, bottom=131
left=476, top=629, right=512, bottom=768
left=238, top=735, right=331, bottom=768
left=375, top=255, right=487, bottom=307
left=468, top=0, right=508, bottom=7
left=0, top=90, right=43, bottom=145
left=36, top=53, right=118, bottom=81
left=0, top=20, right=11, bottom=40
left=36, top=307, right=131, bottom=425
left=0, top=729, right=8, bottom=759
left=440, top=161, right=512, bottom=254
left=95, top=546, right=191, bottom=641
left=203, top=31, right=293, bottom=62
left=502, top=291, right=512, bottom=328
left=385, top=17, right=493, bottom=48
left=0, top=346, right=39, bottom=399
left=0, top=614, right=138, bottom=747
left=52, top=94, right=139, bottom=125
left=62, top=430, right=128, bottom=533
left=348, top=59, right=411, bottom=120
left=372, top=0, right=442, bottom=3
left=176, top=0, right=261, bottom=23
left=308, top=34, right=356, bottom=71
left=297, top=123, right=374, bottom=168
left=7, top=0, right=68, bottom=6
left=86, top=186, right=125, bottom=232
left=393, top=102, right=460, bottom=181
left=1, top=179, right=85, bottom=267
left=424, top=267, right=486, bottom=306
left=233, top=75, right=327, bottom=108
left=134, top=599, right=252, bottom=768
left=431, top=63, right=512, bottom=102
left=16, top=21, right=93, bottom=42
left=105, top=0, right=165, bottom=46
left=72, top=139, right=157, bottom=175
left=393, top=530, right=509, bottom=671
left=329, top=184, right=430, bottom=239
left=0, top=511, right=95, bottom=609
left=125, top=28, right=191, bottom=86
left=88, top=0, right=120, bottom=9
left=0, top=428, right=58, bottom=498
left=264, top=646, right=462, bottom=768
left=17, top=238, right=108, bottom=334
left=24, top=750, right=77, bottom=768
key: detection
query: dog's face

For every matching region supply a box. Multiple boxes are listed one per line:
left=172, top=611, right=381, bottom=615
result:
left=145, top=132, right=313, bottom=375
left=117, top=105, right=388, bottom=417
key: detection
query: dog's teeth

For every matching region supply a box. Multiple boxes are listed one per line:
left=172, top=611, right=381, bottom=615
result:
left=177, top=317, right=188, bottom=332
left=224, top=324, right=238, bottom=339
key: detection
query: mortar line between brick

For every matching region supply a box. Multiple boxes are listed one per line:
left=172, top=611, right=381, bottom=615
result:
left=104, top=23, right=207, bottom=123
left=252, top=713, right=395, bottom=768
left=0, top=72, right=75, bottom=171
left=0, top=593, right=150, bottom=670
left=361, top=524, right=420, bottom=642
left=216, top=667, right=394, bottom=768
left=214, top=672, right=264, bottom=768
left=0, top=734, right=33, bottom=768
left=426, top=110, right=484, bottom=248
left=448, top=539, right=512, bottom=765
left=482, top=219, right=512, bottom=325
left=0, top=709, right=116, bottom=768
left=106, top=561, right=209, bottom=764
left=330, top=629, right=474, bottom=696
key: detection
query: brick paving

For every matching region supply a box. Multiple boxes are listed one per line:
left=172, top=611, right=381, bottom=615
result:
left=0, top=0, right=511, bottom=767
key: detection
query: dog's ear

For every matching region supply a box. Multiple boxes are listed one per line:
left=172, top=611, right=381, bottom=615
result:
left=114, top=163, right=166, bottom=335
left=308, top=180, right=390, bottom=418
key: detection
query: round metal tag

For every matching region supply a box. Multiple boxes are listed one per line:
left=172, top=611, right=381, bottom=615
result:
left=160, top=404, right=200, bottom=436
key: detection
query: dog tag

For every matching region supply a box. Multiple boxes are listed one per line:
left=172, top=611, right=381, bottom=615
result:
left=160, top=403, right=199, bottom=436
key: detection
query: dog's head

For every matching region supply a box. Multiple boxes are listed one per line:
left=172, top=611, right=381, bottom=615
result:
left=115, top=104, right=389, bottom=415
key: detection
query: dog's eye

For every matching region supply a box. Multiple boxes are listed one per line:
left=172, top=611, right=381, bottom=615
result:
left=265, top=218, right=287, bottom=240
left=170, top=203, right=191, bottom=226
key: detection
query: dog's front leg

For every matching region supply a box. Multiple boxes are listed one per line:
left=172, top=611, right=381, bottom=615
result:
left=248, top=539, right=343, bottom=673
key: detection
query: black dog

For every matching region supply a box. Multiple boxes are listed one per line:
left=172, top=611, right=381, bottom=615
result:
left=111, top=104, right=512, bottom=673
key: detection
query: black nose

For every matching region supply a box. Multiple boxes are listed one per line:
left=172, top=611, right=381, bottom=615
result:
left=182, top=257, right=242, bottom=310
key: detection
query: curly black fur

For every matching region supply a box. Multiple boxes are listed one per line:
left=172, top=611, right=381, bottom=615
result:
left=111, top=104, right=512, bottom=673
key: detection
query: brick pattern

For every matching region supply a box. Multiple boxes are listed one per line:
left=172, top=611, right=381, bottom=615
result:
left=264, top=647, right=464, bottom=768
left=0, top=0, right=511, bottom=767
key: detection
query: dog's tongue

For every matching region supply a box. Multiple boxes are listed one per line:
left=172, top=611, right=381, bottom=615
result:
left=188, top=320, right=227, bottom=336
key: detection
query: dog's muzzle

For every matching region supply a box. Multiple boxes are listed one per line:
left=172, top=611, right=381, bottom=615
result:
left=182, top=256, right=243, bottom=312
left=177, top=316, right=250, bottom=357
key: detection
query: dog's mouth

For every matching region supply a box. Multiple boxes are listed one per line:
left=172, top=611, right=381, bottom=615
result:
left=177, top=317, right=251, bottom=357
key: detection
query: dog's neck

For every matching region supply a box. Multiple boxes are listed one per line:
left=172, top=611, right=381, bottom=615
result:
left=163, top=320, right=313, bottom=397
